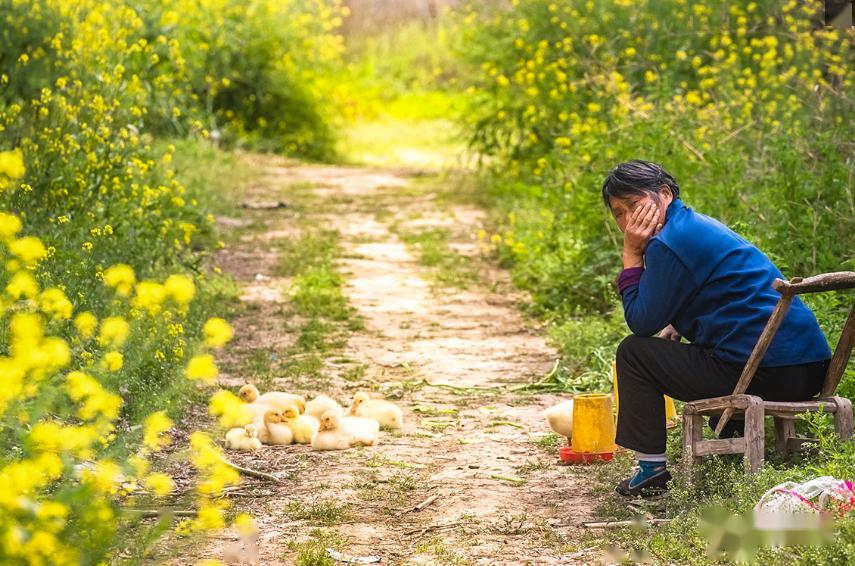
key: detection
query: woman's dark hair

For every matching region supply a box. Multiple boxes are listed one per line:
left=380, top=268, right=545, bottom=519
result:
left=601, top=160, right=680, bottom=208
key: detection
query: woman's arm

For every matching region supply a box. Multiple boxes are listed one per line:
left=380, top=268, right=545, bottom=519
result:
left=619, top=241, right=696, bottom=336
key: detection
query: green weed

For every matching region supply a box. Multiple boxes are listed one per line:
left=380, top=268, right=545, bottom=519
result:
left=397, top=227, right=479, bottom=288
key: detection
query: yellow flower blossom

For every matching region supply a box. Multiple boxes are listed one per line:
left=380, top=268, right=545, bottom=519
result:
left=6, top=270, right=39, bottom=300
left=143, top=411, right=173, bottom=451
left=103, top=264, right=136, bottom=296
left=185, top=354, right=218, bottom=383
left=102, top=351, right=123, bottom=371
left=74, top=311, right=98, bottom=339
left=203, top=318, right=233, bottom=348
left=208, top=390, right=251, bottom=428
left=0, top=212, right=22, bottom=240
left=132, top=281, right=167, bottom=315
left=0, top=149, right=25, bottom=190
left=39, top=288, right=73, bottom=320
left=164, top=273, right=195, bottom=305
left=9, top=236, right=47, bottom=266
left=98, top=316, right=130, bottom=348
left=66, top=371, right=122, bottom=421
left=144, top=472, right=174, bottom=496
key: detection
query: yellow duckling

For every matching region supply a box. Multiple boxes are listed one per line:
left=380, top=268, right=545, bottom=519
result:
left=225, top=424, right=263, bottom=451
left=311, top=411, right=352, bottom=451
left=348, top=391, right=403, bottom=430
left=241, top=400, right=277, bottom=425
left=341, top=414, right=380, bottom=446
left=254, top=409, right=294, bottom=445
left=305, top=394, right=343, bottom=420
left=281, top=405, right=320, bottom=444
left=544, top=399, right=574, bottom=442
left=239, top=384, right=306, bottom=414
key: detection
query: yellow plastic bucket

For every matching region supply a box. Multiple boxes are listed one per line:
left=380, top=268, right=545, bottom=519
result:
left=571, top=393, right=617, bottom=454
left=612, top=361, right=677, bottom=422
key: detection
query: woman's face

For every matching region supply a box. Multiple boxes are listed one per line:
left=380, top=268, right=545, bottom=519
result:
left=608, top=187, right=673, bottom=233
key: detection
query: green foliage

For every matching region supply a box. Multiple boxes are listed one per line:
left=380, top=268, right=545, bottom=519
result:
left=456, top=0, right=854, bottom=392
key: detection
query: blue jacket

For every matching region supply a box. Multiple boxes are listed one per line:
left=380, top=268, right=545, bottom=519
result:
left=619, top=198, right=832, bottom=366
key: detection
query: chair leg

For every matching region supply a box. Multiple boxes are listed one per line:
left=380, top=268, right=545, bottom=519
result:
left=682, top=411, right=705, bottom=483
left=774, top=417, right=796, bottom=456
left=830, top=396, right=853, bottom=440
left=744, top=398, right=765, bottom=473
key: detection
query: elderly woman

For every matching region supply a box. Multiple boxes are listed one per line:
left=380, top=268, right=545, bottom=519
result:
left=605, top=160, right=831, bottom=498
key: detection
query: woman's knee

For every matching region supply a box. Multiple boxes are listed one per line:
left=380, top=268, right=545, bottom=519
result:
left=616, top=335, right=645, bottom=367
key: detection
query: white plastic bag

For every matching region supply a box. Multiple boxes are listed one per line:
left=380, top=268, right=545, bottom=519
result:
left=753, top=476, right=855, bottom=530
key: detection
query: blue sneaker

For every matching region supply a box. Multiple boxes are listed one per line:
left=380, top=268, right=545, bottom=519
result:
left=615, top=461, right=672, bottom=498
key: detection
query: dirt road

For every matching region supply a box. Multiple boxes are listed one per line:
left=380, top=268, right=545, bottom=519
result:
left=193, top=155, right=600, bottom=565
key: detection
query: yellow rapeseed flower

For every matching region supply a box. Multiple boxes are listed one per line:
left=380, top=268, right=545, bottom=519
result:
left=102, top=351, right=123, bottom=371
left=185, top=354, right=218, bottom=383
left=132, top=281, right=166, bottom=315
left=6, top=270, right=39, bottom=300
left=98, top=316, right=130, bottom=348
left=74, top=311, right=98, bottom=339
left=0, top=149, right=25, bottom=190
left=143, top=411, right=173, bottom=451
left=103, top=264, right=136, bottom=296
left=144, top=472, right=174, bottom=496
left=164, top=273, right=195, bottom=305
left=39, top=288, right=73, bottom=320
left=9, top=236, right=47, bottom=265
left=0, top=212, right=22, bottom=240
left=202, top=318, right=233, bottom=348
left=80, top=460, right=122, bottom=494
left=208, top=390, right=251, bottom=428
left=66, top=371, right=122, bottom=421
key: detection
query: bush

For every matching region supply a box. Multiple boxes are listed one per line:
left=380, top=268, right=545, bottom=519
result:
left=456, top=0, right=854, bottom=390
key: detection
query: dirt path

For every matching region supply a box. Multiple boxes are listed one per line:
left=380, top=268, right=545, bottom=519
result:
left=200, top=156, right=600, bottom=565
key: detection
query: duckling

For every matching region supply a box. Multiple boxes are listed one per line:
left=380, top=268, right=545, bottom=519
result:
left=341, top=414, right=380, bottom=446
left=239, top=384, right=306, bottom=414
left=241, top=401, right=277, bottom=424
left=254, top=409, right=294, bottom=445
left=305, top=394, right=343, bottom=420
left=225, top=424, right=263, bottom=451
left=281, top=405, right=320, bottom=444
left=348, top=391, right=403, bottom=430
left=544, top=399, right=574, bottom=442
left=311, top=411, right=352, bottom=451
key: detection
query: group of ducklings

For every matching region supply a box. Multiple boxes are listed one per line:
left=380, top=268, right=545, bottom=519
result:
left=224, top=384, right=403, bottom=452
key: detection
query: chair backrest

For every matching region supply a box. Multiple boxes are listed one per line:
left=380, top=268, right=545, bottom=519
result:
left=731, top=272, right=855, bottom=400
left=771, top=272, right=855, bottom=397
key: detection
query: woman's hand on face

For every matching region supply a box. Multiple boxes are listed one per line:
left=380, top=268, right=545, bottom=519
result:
left=622, top=202, right=662, bottom=267
left=658, top=324, right=681, bottom=341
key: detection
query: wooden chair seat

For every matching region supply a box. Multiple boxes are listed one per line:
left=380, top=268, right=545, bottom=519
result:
left=682, top=271, right=855, bottom=473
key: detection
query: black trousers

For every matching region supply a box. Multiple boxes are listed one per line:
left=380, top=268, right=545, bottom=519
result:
left=615, top=335, right=828, bottom=455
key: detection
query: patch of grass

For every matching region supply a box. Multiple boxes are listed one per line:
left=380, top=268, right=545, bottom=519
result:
left=287, top=528, right=344, bottom=566
left=290, top=268, right=353, bottom=320
left=412, top=404, right=459, bottom=417
left=342, top=364, right=367, bottom=382
left=396, top=227, right=479, bottom=288
left=278, top=231, right=339, bottom=278
left=532, top=433, right=563, bottom=453
left=515, top=458, right=551, bottom=475
left=415, top=536, right=474, bottom=566
left=286, top=496, right=350, bottom=525
left=275, top=227, right=363, bottom=388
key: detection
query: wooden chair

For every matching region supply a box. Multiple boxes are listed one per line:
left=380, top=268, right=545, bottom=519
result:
left=682, top=271, right=855, bottom=473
